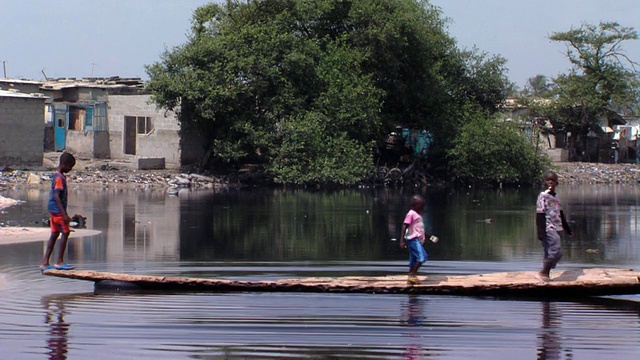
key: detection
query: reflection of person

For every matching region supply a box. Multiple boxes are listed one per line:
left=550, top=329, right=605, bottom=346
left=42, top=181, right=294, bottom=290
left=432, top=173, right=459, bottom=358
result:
left=43, top=297, right=69, bottom=360
left=536, top=172, right=572, bottom=281
left=399, top=195, right=436, bottom=285
left=40, top=152, right=76, bottom=271
left=537, top=302, right=562, bottom=360
left=401, top=295, right=425, bottom=359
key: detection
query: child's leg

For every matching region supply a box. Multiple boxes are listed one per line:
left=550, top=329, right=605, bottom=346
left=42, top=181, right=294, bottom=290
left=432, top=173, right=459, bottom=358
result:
left=407, top=240, right=428, bottom=283
left=40, top=232, right=60, bottom=267
left=54, top=232, right=71, bottom=266
left=540, top=231, right=562, bottom=276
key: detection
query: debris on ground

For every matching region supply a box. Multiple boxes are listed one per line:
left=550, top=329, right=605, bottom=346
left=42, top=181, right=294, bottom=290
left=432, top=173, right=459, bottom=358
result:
left=0, top=160, right=637, bottom=190
left=554, top=162, right=639, bottom=184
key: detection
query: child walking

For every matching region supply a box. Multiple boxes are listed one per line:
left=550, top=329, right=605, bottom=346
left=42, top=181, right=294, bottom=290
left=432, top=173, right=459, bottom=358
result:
left=536, top=171, right=572, bottom=281
left=399, top=195, right=437, bottom=285
left=40, top=152, right=76, bottom=271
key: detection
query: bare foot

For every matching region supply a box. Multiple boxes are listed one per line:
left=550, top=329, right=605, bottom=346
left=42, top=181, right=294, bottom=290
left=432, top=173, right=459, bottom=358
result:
left=535, top=272, right=550, bottom=282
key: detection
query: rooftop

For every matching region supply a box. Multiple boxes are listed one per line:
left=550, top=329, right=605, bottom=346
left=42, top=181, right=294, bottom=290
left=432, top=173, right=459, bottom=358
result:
left=0, top=89, right=48, bottom=99
left=0, top=76, right=145, bottom=90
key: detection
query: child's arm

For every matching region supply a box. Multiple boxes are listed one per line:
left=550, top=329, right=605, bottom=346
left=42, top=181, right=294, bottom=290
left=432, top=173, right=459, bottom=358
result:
left=535, top=193, right=546, bottom=240
left=560, top=210, right=572, bottom=236
left=399, top=223, right=408, bottom=249
left=536, top=213, right=546, bottom=240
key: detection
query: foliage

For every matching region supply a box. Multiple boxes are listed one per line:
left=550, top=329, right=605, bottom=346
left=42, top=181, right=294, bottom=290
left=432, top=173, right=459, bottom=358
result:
left=455, top=48, right=513, bottom=112
left=448, top=114, right=548, bottom=184
left=547, top=21, right=639, bottom=136
left=521, top=74, right=552, bottom=98
left=146, top=0, right=516, bottom=186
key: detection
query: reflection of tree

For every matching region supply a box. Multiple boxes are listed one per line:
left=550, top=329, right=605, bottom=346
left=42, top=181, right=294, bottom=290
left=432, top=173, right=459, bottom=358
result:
left=42, top=297, right=69, bottom=360
left=177, top=186, right=638, bottom=264
left=537, top=302, right=573, bottom=360
left=401, top=295, right=425, bottom=359
left=180, top=189, right=388, bottom=261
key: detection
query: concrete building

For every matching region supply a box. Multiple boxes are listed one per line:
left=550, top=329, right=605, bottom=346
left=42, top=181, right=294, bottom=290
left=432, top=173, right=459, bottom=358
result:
left=0, top=89, right=47, bottom=166
left=0, top=77, right=204, bottom=169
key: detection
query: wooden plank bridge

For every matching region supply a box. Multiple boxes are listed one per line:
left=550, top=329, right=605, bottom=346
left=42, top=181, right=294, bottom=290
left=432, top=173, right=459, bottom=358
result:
left=42, top=267, right=640, bottom=297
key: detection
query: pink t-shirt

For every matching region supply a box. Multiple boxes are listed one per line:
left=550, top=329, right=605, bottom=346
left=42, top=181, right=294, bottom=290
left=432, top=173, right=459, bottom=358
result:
left=404, top=209, right=425, bottom=241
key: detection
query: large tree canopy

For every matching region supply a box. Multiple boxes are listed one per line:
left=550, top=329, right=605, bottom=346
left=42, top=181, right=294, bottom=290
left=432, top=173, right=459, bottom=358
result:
left=146, top=0, right=514, bottom=185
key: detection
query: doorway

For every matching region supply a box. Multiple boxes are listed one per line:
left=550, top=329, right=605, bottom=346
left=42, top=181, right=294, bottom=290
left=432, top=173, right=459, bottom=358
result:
left=124, top=116, right=136, bottom=155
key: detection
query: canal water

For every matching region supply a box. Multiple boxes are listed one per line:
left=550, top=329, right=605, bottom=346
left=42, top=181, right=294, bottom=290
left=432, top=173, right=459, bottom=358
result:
left=0, top=184, right=638, bottom=359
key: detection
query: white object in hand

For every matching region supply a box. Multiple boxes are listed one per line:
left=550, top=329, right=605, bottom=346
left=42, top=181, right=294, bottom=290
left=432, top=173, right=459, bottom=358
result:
left=430, top=235, right=439, bottom=243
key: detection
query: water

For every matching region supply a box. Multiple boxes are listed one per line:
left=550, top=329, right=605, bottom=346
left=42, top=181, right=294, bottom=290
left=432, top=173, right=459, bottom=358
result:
left=0, top=185, right=638, bottom=359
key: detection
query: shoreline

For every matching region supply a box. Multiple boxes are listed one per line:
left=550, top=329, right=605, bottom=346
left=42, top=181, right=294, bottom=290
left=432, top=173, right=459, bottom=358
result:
left=1, top=161, right=638, bottom=193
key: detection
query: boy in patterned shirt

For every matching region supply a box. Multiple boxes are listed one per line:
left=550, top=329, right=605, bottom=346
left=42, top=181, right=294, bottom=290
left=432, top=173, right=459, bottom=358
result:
left=536, top=172, right=572, bottom=281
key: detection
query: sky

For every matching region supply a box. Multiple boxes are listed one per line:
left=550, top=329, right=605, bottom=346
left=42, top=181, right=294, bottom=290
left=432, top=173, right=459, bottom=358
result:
left=1, top=0, right=638, bottom=88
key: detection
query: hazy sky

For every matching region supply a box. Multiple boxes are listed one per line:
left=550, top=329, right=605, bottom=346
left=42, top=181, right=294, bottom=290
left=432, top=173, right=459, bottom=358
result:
left=1, top=0, right=638, bottom=88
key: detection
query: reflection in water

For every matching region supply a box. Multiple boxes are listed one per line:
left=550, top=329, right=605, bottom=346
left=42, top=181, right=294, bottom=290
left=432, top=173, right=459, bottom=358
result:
left=402, top=295, right=426, bottom=359
left=1, top=185, right=637, bottom=267
left=0, top=185, right=639, bottom=359
left=537, top=302, right=573, bottom=360
left=42, top=296, right=69, bottom=360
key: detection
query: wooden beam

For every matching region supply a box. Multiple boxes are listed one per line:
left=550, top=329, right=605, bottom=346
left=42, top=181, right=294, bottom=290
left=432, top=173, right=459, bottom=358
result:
left=42, top=267, right=640, bottom=297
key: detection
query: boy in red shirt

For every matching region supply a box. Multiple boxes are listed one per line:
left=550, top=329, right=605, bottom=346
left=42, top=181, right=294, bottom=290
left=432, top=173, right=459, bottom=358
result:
left=40, top=152, right=76, bottom=271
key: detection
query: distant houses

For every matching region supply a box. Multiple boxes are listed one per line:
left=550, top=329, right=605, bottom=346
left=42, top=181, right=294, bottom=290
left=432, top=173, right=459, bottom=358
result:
left=0, top=77, right=204, bottom=169
left=501, top=98, right=639, bottom=164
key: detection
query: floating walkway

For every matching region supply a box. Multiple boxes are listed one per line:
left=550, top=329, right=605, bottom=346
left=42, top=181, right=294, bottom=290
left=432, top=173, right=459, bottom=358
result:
left=43, top=267, right=640, bottom=297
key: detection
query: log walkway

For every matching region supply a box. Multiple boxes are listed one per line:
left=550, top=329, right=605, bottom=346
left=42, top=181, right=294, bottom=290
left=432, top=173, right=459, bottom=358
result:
left=42, top=267, right=640, bottom=297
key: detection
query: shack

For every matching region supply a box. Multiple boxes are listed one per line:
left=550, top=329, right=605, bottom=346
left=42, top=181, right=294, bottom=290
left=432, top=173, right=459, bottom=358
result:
left=0, top=89, right=47, bottom=166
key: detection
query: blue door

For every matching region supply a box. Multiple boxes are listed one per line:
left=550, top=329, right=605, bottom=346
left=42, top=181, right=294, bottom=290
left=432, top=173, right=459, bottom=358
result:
left=54, top=105, right=67, bottom=151
left=85, top=107, right=93, bottom=129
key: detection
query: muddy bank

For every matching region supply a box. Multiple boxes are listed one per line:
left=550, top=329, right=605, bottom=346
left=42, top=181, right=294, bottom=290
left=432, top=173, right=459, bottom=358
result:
left=0, top=161, right=638, bottom=193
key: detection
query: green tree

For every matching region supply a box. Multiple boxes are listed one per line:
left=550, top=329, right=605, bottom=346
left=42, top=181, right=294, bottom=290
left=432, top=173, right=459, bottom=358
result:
left=146, top=0, right=517, bottom=185
left=547, top=21, right=639, bottom=159
left=522, top=74, right=551, bottom=97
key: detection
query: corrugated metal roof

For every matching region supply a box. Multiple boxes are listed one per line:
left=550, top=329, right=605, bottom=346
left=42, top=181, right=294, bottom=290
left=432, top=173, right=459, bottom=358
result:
left=1, top=76, right=145, bottom=90
left=0, top=89, right=48, bottom=99
left=39, top=77, right=145, bottom=90
left=0, top=78, right=44, bottom=85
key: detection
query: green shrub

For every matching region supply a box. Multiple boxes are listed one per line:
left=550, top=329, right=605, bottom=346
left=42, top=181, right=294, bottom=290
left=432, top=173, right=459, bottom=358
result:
left=448, top=115, right=549, bottom=185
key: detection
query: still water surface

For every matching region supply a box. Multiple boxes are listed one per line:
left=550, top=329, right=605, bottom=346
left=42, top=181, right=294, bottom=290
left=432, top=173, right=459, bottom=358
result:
left=0, top=185, right=638, bottom=359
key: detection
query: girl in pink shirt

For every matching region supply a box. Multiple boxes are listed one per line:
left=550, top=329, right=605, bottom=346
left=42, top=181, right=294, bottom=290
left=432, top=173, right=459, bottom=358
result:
left=399, top=195, right=437, bottom=285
